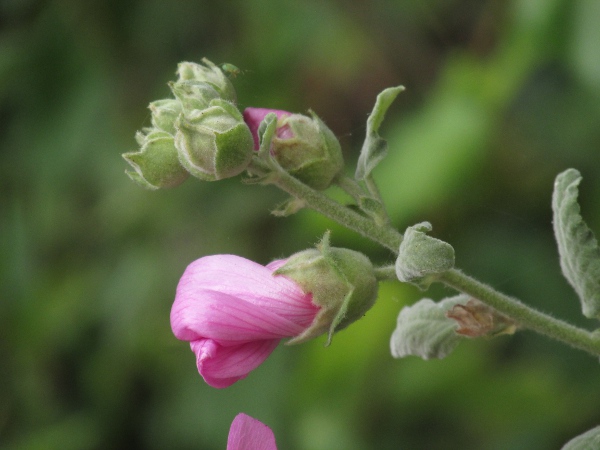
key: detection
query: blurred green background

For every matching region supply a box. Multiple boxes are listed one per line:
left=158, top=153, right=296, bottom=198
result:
left=2, top=0, right=600, bottom=448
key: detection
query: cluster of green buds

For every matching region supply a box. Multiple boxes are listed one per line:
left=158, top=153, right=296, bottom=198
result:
left=123, top=58, right=346, bottom=191
left=123, top=59, right=254, bottom=189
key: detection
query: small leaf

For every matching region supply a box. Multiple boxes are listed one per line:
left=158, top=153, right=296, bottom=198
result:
left=390, top=295, right=468, bottom=360
left=561, top=425, right=600, bottom=450
left=552, top=169, right=600, bottom=319
left=355, top=86, right=405, bottom=180
left=396, top=222, right=455, bottom=289
left=357, top=195, right=388, bottom=226
left=257, top=112, right=278, bottom=159
left=271, top=197, right=306, bottom=216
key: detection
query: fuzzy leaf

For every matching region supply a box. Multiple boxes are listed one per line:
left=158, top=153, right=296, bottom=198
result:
left=271, top=197, right=306, bottom=216
left=390, top=295, right=468, bottom=360
left=355, top=86, right=405, bottom=180
left=552, top=169, right=600, bottom=319
left=357, top=195, right=388, bottom=226
left=257, top=112, right=277, bottom=159
left=561, top=425, right=600, bottom=450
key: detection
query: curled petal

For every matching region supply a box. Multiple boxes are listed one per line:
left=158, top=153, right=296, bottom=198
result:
left=192, top=339, right=279, bottom=389
left=171, top=289, right=307, bottom=343
left=227, top=413, right=277, bottom=450
left=176, top=255, right=317, bottom=326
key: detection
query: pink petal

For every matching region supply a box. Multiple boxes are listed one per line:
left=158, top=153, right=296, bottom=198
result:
left=243, top=107, right=292, bottom=149
left=265, top=259, right=286, bottom=271
left=176, top=255, right=317, bottom=326
left=227, top=413, right=277, bottom=450
left=191, top=339, right=279, bottom=389
left=171, top=288, right=306, bottom=343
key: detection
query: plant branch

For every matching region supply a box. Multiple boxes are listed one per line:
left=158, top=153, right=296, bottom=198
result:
left=247, top=159, right=403, bottom=252
left=439, top=269, right=600, bottom=357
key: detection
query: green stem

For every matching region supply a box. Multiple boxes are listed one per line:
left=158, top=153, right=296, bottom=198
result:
left=364, top=175, right=391, bottom=224
left=374, top=265, right=397, bottom=281
left=247, top=159, right=403, bottom=252
left=439, top=269, right=600, bottom=356
left=335, top=174, right=364, bottom=204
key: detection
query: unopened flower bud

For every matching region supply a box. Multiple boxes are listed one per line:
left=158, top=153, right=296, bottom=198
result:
left=177, top=59, right=237, bottom=102
left=275, top=234, right=378, bottom=345
left=396, top=222, right=455, bottom=289
left=123, top=129, right=189, bottom=189
left=244, top=107, right=344, bottom=190
left=175, top=99, right=254, bottom=181
left=169, top=80, right=221, bottom=113
left=149, top=99, right=181, bottom=134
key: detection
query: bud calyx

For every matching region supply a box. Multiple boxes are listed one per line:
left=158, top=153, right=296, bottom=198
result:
left=275, top=233, right=378, bottom=345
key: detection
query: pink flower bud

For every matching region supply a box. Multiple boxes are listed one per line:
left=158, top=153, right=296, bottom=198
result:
left=242, top=107, right=293, bottom=150
left=170, top=255, right=319, bottom=388
left=227, top=413, right=277, bottom=450
left=243, top=107, right=344, bottom=190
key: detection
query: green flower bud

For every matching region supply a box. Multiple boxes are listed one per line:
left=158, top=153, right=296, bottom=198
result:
left=275, top=233, right=378, bottom=345
left=174, top=99, right=254, bottom=181
left=169, top=80, right=221, bottom=113
left=123, top=130, right=189, bottom=190
left=149, top=99, right=181, bottom=135
left=176, top=58, right=236, bottom=102
left=396, top=222, right=455, bottom=289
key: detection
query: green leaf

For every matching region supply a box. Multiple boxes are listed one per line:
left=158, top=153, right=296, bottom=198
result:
left=395, top=222, right=455, bottom=289
left=271, top=197, right=306, bottom=216
left=257, top=112, right=278, bottom=159
left=355, top=86, right=405, bottom=180
left=552, top=169, right=600, bottom=319
left=357, top=195, right=387, bottom=226
left=390, top=295, right=468, bottom=360
left=561, top=425, right=600, bottom=450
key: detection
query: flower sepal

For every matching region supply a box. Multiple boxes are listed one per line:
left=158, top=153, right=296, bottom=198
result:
left=168, top=80, right=221, bottom=113
left=122, top=129, right=189, bottom=190
left=149, top=98, right=182, bottom=134
left=177, top=59, right=237, bottom=103
left=276, top=233, right=378, bottom=345
left=175, top=99, right=254, bottom=181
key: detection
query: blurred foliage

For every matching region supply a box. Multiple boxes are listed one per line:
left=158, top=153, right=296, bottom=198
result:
left=2, top=0, right=600, bottom=449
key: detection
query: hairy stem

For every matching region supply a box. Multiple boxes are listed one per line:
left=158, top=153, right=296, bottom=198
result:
left=335, top=174, right=364, bottom=204
left=248, top=159, right=403, bottom=252
left=374, top=265, right=397, bottom=281
left=439, top=269, right=600, bottom=356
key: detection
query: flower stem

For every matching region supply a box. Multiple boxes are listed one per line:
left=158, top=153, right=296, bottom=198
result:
left=335, top=174, right=364, bottom=204
left=248, top=160, right=403, bottom=252
left=374, top=265, right=397, bottom=281
left=439, top=269, right=600, bottom=356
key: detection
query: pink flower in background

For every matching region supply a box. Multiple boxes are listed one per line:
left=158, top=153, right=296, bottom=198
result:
left=170, top=254, right=318, bottom=388
left=243, top=107, right=294, bottom=149
left=227, top=413, right=277, bottom=450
